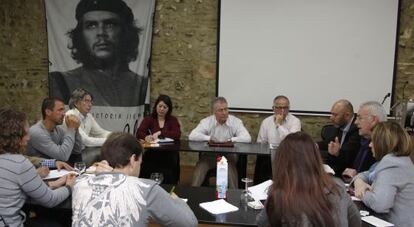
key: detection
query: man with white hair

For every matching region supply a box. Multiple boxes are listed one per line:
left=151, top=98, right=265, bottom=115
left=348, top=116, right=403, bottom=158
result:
left=342, top=101, right=387, bottom=180
left=255, top=95, right=301, bottom=183
left=189, top=97, right=251, bottom=189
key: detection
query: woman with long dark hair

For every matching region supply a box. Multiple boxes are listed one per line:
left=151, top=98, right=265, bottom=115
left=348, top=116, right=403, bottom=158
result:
left=136, top=94, right=181, bottom=184
left=257, top=132, right=360, bottom=227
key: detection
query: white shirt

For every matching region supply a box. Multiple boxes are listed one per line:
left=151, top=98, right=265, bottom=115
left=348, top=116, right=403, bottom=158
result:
left=257, top=113, right=301, bottom=145
left=65, top=108, right=111, bottom=148
left=189, top=115, right=251, bottom=143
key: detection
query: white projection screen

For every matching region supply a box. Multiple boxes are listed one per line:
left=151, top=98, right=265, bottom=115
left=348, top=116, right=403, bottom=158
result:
left=218, top=0, right=399, bottom=115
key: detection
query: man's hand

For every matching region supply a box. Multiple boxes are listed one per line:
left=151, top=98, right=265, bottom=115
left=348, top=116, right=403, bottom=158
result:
left=275, top=114, right=284, bottom=125
left=354, top=178, right=372, bottom=199
left=342, top=168, right=357, bottom=178
left=342, top=168, right=357, bottom=183
left=94, top=160, right=113, bottom=173
left=170, top=192, right=178, bottom=199
left=37, top=166, right=50, bottom=178
left=328, top=137, right=340, bottom=156
left=65, top=173, right=77, bottom=188
left=56, top=161, right=74, bottom=171
left=65, top=115, right=80, bottom=129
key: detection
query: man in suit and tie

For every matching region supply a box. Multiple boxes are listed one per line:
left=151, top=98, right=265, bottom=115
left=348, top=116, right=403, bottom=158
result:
left=318, top=99, right=361, bottom=177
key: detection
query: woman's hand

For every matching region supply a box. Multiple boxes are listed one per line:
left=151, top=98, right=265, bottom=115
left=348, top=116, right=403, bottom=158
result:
left=37, top=166, right=50, bottom=178
left=145, top=131, right=161, bottom=142
left=145, top=135, right=154, bottom=142
left=48, top=175, right=67, bottom=189
left=354, top=178, right=372, bottom=199
left=153, top=131, right=161, bottom=140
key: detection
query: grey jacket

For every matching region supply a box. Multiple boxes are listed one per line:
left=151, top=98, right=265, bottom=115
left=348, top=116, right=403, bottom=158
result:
left=256, top=178, right=361, bottom=227
left=356, top=153, right=414, bottom=227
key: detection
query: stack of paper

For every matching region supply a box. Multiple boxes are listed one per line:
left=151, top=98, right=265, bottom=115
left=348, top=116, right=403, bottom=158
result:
left=155, top=137, right=174, bottom=143
left=199, top=199, right=239, bottom=214
left=43, top=169, right=78, bottom=180
left=362, top=216, right=394, bottom=227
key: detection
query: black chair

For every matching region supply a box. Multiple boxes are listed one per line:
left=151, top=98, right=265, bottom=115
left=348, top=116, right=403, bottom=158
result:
left=321, top=124, right=338, bottom=141
left=319, top=124, right=339, bottom=164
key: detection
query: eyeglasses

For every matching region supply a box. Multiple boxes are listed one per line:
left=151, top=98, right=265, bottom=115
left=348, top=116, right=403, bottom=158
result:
left=272, top=106, right=289, bottom=110
left=82, top=99, right=93, bottom=104
left=356, top=115, right=371, bottom=121
left=215, top=107, right=229, bottom=113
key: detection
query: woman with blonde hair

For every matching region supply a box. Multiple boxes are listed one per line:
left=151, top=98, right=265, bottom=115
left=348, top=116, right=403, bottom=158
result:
left=257, top=132, right=360, bottom=227
left=354, top=121, right=414, bottom=226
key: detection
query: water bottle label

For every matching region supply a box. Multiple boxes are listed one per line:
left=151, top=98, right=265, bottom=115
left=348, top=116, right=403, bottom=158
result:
left=216, top=184, right=227, bottom=199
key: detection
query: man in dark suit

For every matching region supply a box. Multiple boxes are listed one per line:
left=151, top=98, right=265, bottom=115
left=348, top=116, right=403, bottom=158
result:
left=318, top=99, right=361, bottom=177
left=341, top=101, right=387, bottom=181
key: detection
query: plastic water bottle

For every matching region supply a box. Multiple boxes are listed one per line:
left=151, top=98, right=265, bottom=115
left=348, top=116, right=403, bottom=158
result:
left=216, top=156, right=228, bottom=199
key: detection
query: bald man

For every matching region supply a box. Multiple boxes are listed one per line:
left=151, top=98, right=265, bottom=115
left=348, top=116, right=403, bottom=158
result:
left=317, top=99, right=361, bottom=176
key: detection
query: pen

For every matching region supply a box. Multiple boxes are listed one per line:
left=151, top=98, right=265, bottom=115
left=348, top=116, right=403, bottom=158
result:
left=148, top=129, right=152, bottom=135
left=170, top=186, right=176, bottom=194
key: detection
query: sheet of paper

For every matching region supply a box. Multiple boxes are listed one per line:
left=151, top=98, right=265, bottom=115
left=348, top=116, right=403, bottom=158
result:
left=199, top=199, right=239, bottom=214
left=156, top=137, right=174, bottom=143
left=351, top=196, right=361, bottom=201
left=43, top=169, right=77, bottom=180
left=362, top=216, right=394, bottom=227
left=248, top=179, right=273, bottom=201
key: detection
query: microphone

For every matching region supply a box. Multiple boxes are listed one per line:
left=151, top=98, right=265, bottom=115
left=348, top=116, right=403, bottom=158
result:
left=381, top=92, right=391, bottom=105
left=402, top=81, right=409, bottom=100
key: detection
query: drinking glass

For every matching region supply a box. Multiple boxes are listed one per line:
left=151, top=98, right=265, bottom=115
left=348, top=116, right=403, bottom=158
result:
left=240, top=177, right=254, bottom=203
left=74, top=162, right=86, bottom=174
left=150, top=172, right=164, bottom=184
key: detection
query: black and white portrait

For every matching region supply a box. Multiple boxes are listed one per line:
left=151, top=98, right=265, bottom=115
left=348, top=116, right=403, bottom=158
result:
left=46, top=0, right=155, bottom=132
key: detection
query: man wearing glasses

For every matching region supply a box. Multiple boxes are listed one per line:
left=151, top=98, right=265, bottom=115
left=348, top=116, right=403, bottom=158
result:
left=254, top=95, right=301, bottom=183
left=341, top=101, right=387, bottom=181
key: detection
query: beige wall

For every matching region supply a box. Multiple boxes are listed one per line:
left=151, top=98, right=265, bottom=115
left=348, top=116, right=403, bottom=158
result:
left=1, top=0, right=413, bottom=166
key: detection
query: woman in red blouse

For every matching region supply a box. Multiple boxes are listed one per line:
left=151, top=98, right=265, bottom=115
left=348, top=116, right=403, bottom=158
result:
left=136, top=94, right=181, bottom=184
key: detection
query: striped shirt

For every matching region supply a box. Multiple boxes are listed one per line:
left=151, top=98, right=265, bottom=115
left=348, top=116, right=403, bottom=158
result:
left=0, top=154, right=70, bottom=227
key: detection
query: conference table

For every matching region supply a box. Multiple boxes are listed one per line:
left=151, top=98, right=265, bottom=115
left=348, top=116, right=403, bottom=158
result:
left=77, top=142, right=392, bottom=226
left=146, top=140, right=271, bottom=155
left=81, top=140, right=271, bottom=165
left=80, top=141, right=272, bottom=189
left=144, top=140, right=272, bottom=187
left=28, top=184, right=389, bottom=227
